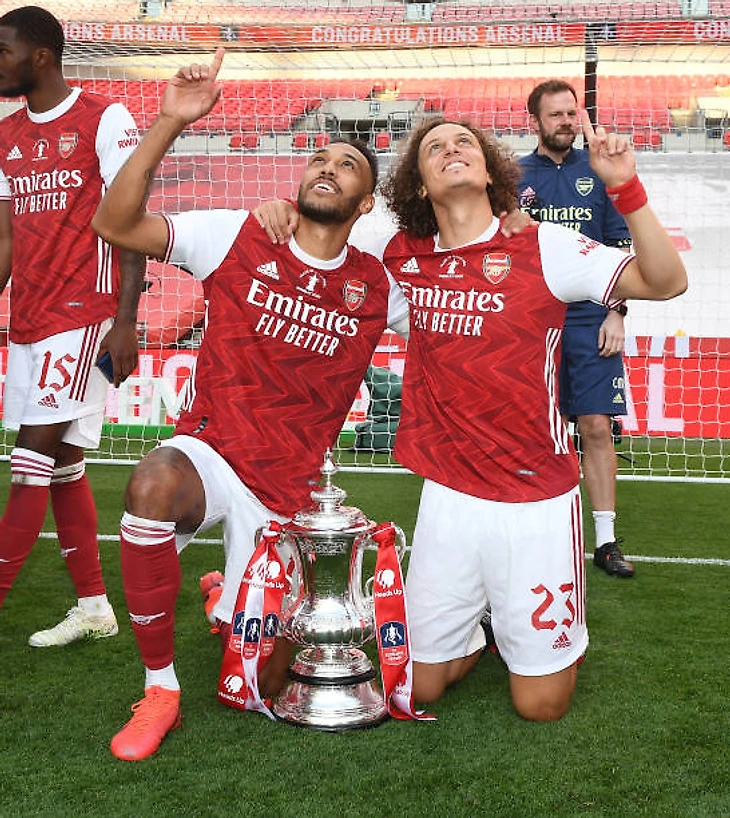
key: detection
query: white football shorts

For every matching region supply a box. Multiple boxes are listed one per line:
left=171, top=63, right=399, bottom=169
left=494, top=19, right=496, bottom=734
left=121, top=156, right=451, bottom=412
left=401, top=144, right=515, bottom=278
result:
left=161, top=434, right=289, bottom=624
left=405, top=479, right=588, bottom=677
left=2, top=320, right=113, bottom=449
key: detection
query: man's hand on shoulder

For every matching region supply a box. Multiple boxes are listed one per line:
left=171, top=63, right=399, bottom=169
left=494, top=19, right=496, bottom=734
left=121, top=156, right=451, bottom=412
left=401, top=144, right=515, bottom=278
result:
left=253, top=199, right=299, bottom=244
left=499, top=208, right=535, bottom=237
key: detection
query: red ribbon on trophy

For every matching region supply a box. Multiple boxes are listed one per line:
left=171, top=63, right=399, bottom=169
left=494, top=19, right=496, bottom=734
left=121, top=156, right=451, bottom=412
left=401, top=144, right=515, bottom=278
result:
left=217, top=522, right=289, bottom=719
left=371, top=522, right=436, bottom=722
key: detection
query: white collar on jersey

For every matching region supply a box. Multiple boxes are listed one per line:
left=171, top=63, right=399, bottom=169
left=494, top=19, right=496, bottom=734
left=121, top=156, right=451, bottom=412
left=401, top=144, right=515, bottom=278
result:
left=434, top=215, right=500, bottom=253
left=288, top=234, right=348, bottom=270
left=27, top=86, right=82, bottom=125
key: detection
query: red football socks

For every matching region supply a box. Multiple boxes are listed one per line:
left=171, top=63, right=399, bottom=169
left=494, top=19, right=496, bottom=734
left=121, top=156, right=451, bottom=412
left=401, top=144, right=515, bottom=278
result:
left=120, top=513, right=181, bottom=670
left=51, top=463, right=106, bottom=598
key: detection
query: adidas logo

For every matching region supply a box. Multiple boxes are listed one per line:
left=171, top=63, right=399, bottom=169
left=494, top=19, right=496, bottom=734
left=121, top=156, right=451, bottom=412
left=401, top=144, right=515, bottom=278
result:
left=38, top=394, right=59, bottom=409
left=256, top=261, right=279, bottom=279
left=612, top=393, right=625, bottom=404
left=6, top=145, right=22, bottom=160
left=400, top=257, right=420, bottom=274
left=552, top=631, right=572, bottom=650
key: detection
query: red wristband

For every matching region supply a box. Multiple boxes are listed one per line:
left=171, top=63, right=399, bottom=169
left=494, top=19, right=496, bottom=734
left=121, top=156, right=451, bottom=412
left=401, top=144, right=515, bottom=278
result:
left=606, top=175, right=648, bottom=215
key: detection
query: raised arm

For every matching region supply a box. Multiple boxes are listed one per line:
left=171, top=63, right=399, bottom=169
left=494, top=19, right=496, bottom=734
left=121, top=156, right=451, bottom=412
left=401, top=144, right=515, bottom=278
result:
left=92, top=48, right=225, bottom=258
left=580, top=110, right=687, bottom=302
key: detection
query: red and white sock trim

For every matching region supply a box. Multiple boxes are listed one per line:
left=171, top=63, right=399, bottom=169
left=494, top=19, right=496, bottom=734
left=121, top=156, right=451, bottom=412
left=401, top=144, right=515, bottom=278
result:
left=51, top=461, right=86, bottom=484
left=120, top=512, right=175, bottom=546
left=10, top=448, right=54, bottom=486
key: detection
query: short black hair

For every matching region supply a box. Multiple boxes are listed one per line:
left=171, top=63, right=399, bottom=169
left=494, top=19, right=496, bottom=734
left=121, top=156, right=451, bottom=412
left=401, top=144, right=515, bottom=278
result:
left=0, top=6, right=65, bottom=64
left=330, top=137, right=379, bottom=193
left=527, top=80, right=578, bottom=118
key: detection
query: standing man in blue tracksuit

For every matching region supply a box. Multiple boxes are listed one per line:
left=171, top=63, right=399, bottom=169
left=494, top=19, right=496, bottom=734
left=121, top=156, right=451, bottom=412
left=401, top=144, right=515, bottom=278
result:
left=519, top=79, right=635, bottom=578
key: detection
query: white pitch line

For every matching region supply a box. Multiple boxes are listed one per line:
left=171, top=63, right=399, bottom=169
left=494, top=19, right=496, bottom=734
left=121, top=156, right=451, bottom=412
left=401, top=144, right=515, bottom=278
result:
left=36, top=532, right=730, bottom=567
left=614, top=554, right=730, bottom=566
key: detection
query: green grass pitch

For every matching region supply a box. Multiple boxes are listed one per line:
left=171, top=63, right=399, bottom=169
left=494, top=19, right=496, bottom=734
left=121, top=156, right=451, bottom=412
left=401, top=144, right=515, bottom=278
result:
left=0, top=463, right=729, bottom=817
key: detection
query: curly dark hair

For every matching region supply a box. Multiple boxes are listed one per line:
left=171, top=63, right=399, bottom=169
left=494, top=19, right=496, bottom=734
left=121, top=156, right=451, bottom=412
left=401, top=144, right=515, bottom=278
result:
left=0, top=6, right=65, bottom=64
left=380, top=117, right=521, bottom=238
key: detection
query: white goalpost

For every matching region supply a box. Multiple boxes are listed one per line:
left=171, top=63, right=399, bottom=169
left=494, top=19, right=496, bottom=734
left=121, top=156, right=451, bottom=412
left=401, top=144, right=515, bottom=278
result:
left=1, top=0, right=729, bottom=480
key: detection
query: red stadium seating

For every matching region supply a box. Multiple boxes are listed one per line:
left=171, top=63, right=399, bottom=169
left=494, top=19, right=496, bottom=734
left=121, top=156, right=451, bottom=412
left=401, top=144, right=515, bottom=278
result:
left=374, top=131, right=391, bottom=151
left=292, top=132, right=309, bottom=150
left=229, top=133, right=259, bottom=150
left=66, top=72, right=703, bottom=142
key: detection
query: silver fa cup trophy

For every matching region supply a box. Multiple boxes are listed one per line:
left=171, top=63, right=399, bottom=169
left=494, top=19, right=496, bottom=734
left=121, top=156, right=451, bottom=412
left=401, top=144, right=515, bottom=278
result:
left=273, top=450, right=406, bottom=730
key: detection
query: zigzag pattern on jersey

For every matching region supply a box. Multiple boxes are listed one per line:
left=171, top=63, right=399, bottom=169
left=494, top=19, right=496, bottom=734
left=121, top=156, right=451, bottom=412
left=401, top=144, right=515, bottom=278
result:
left=172, top=221, right=391, bottom=516
left=385, top=227, right=578, bottom=504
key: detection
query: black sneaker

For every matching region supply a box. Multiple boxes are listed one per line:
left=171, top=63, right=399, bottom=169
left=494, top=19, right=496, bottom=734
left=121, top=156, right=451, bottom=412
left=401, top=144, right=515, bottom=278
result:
left=480, top=610, right=499, bottom=655
left=594, top=540, right=635, bottom=578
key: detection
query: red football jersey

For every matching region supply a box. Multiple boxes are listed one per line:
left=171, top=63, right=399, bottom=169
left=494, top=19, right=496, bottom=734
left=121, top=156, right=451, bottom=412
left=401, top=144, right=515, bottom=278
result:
left=166, top=210, right=404, bottom=516
left=381, top=219, right=631, bottom=503
left=0, top=88, right=139, bottom=343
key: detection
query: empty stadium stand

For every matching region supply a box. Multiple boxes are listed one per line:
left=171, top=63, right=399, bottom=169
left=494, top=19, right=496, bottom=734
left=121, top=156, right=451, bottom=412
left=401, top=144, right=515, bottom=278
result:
left=47, top=72, right=705, bottom=146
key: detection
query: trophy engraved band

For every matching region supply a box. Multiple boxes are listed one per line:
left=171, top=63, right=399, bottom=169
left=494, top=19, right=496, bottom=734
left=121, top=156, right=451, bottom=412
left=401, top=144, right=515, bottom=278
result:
left=273, top=450, right=404, bottom=730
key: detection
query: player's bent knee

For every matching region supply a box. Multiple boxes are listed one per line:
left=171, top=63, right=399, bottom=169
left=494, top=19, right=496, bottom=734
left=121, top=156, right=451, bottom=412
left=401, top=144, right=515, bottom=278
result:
left=513, top=694, right=572, bottom=722
left=124, top=448, right=199, bottom=519
left=412, top=662, right=449, bottom=703
left=509, top=664, right=577, bottom=722
left=259, top=638, right=295, bottom=697
left=412, top=654, right=480, bottom=703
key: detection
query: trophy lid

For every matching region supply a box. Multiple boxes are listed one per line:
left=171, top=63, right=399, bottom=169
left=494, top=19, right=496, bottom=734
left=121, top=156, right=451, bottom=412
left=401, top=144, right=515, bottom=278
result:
left=291, top=450, right=373, bottom=534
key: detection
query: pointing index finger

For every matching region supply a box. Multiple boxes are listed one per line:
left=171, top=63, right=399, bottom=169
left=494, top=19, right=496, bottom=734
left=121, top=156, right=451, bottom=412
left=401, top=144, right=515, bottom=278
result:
left=580, top=109, right=595, bottom=141
left=210, top=46, right=225, bottom=79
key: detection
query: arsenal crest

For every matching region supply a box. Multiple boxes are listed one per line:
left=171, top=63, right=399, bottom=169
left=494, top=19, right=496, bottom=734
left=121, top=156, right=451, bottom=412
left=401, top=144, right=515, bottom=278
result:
left=483, top=252, right=511, bottom=284
left=58, top=133, right=78, bottom=159
left=575, top=176, right=594, bottom=197
left=343, top=279, right=367, bottom=311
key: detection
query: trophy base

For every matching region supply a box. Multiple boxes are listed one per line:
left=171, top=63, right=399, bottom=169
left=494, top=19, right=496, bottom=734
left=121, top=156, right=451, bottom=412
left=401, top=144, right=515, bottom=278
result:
left=273, top=676, right=388, bottom=731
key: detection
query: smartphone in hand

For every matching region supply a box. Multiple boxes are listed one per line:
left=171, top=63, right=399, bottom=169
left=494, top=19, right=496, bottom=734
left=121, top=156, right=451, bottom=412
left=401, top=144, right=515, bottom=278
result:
left=96, top=351, right=114, bottom=383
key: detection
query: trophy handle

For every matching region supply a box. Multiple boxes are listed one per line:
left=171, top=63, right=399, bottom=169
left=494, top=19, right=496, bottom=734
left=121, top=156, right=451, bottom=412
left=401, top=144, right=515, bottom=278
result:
left=362, top=523, right=408, bottom=601
left=279, top=532, right=308, bottom=626
left=392, top=524, right=407, bottom=562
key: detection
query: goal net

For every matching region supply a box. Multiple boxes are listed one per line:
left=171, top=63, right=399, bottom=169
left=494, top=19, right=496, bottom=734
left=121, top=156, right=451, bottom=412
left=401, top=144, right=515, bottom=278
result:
left=1, top=0, right=729, bottom=480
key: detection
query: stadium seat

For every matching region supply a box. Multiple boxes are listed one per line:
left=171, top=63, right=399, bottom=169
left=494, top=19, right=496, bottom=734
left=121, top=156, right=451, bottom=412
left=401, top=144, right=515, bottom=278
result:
left=315, top=132, right=331, bottom=148
left=632, top=131, right=649, bottom=150
left=374, top=132, right=391, bottom=151
left=423, top=96, right=443, bottom=113
left=230, top=133, right=259, bottom=150
left=292, top=132, right=308, bottom=150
